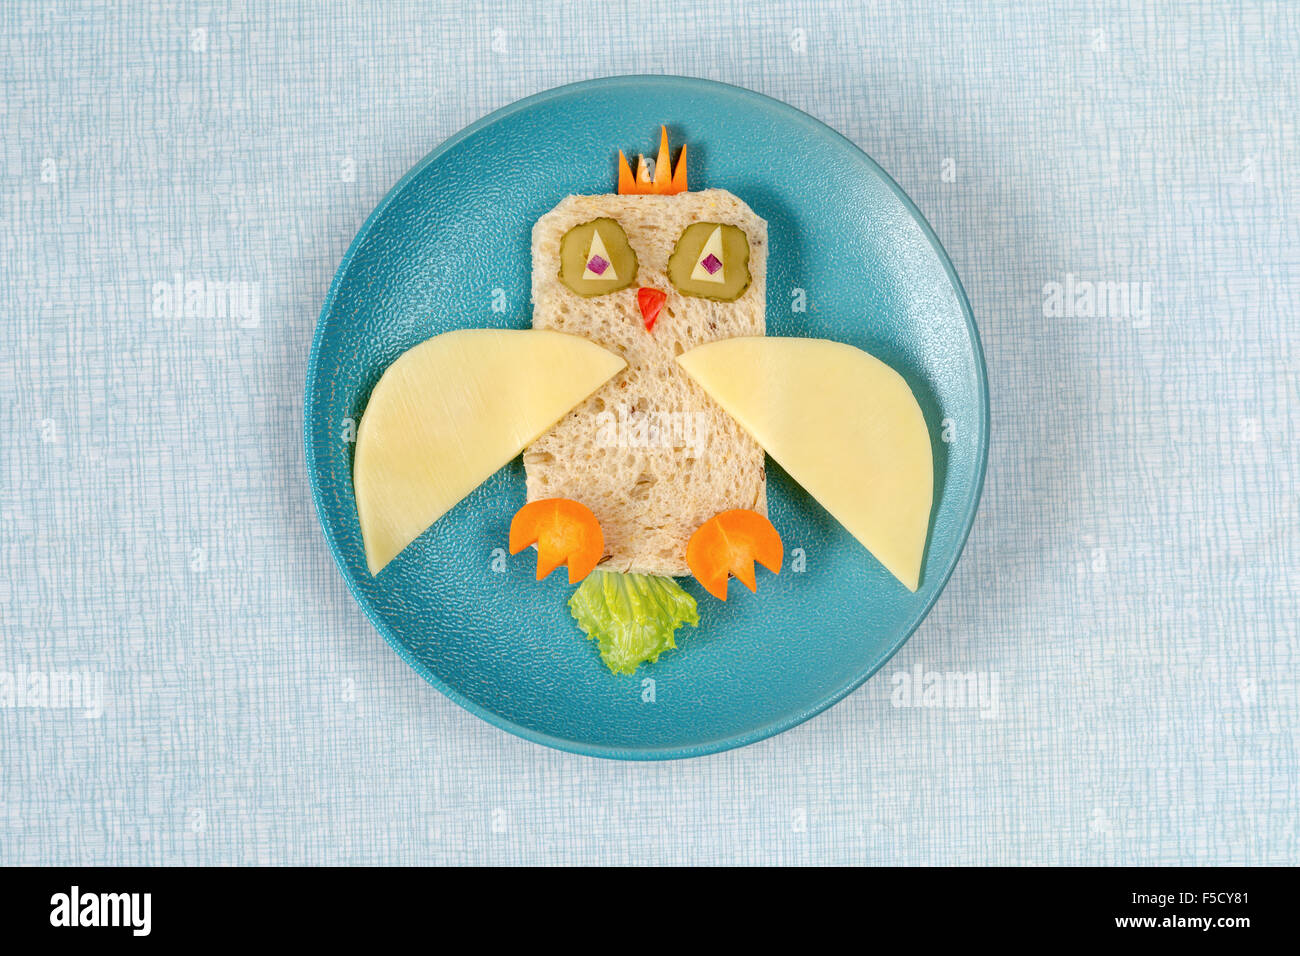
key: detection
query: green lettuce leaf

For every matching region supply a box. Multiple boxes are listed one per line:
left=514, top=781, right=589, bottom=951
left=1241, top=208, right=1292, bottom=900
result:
left=568, top=571, right=699, bottom=675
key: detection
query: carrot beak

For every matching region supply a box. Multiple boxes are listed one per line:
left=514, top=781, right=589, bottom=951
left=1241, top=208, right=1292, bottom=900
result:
left=637, top=287, right=667, bottom=331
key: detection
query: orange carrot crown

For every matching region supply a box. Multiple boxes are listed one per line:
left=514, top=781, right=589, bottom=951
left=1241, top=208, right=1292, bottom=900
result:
left=617, top=125, right=688, bottom=195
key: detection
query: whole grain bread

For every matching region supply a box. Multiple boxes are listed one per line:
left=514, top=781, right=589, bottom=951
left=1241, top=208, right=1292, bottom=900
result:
left=525, top=188, right=767, bottom=576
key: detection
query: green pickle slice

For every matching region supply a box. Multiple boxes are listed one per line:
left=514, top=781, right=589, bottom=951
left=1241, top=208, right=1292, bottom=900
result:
left=558, top=218, right=638, bottom=297
left=666, top=222, right=751, bottom=301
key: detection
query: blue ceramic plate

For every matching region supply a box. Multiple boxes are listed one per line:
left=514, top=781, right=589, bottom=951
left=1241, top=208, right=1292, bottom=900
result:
left=305, top=76, right=988, bottom=759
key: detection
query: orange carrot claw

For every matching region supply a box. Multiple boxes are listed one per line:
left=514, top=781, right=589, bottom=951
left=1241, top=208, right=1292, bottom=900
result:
left=509, top=498, right=605, bottom=584
left=686, top=509, right=783, bottom=601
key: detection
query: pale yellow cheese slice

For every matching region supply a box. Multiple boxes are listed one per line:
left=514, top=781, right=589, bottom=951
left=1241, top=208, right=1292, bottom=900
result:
left=678, top=336, right=933, bottom=590
left=690, top=225, right=726, bottom=283
left=581, top=229, right=619, bottom=282
left=354, top=329, right=625, bottom=574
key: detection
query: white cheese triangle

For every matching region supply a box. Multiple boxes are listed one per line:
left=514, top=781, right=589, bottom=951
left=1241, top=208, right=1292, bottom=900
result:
left=581, top=229, right=619, bottom=281
left=690, top=226, right=726, bottom=283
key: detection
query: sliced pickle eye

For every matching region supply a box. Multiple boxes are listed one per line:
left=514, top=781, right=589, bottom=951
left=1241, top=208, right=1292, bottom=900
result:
left=666, top=222, right=751, bottom=301
left=558, top=218, right=638, bottom=297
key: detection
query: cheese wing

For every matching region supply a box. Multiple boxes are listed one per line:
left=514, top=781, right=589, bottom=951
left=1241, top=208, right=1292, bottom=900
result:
left=678, top=337, right=933, bottom=590
left=354, top=330, right=625, bottom=574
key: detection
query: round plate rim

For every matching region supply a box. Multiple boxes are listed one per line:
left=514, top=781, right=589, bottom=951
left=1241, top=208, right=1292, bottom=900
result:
left=304, top=74, right=990, bottom=761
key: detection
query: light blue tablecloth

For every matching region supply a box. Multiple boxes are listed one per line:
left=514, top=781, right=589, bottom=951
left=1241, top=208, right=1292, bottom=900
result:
left=2, top=1, right=1296, bottom=865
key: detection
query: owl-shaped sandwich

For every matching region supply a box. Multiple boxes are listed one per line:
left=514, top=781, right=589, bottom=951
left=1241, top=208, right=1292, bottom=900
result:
left=525, top=129, right=768, bottom=577
left=352, top=127, right=934, bottom=674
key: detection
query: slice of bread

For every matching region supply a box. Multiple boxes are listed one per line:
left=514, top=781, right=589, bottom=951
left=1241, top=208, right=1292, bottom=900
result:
left=526, top=188, right=767, bottom=576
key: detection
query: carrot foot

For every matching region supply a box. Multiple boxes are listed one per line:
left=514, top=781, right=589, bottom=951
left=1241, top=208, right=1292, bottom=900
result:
left=686, top=509, right=783, bottom=601
left=509, top=498, right=605, bottom=584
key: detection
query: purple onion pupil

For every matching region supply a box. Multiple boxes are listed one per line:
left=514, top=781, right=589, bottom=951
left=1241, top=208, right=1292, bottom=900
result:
left=700, top=253, right=722, bottom=275
left=586, top=255, right=609, bottom=275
